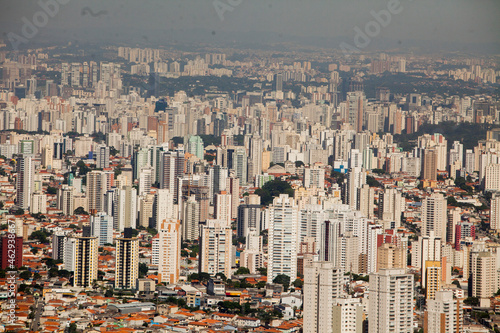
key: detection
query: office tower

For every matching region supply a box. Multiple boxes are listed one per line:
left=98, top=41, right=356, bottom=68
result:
left=188, top=135, right=204, bottom=159
left=470, top=251, right=497, bottom=307
left=378, top=187, right=403, bottom=229
left=138, top=166, right=153, bottom=196
left=490, top=193, right=500, bottom=231
left=57, top=186, right=74, bottom=216
left=425, top=291, right=463, bottom=333
left=369, top=269, right=414, bottom=333
left=424, top=261, right=442, bottom=300
left=199, top=219, right=233, bottom=278
left=114, top=186, right=138, bottom=231
left=446, top=207, right=461, bottom=244
left=485, top=164, right=500, bottom=191
left=73, top=227, right=98, bottom=287
left=138, top=194, right=154, bottom=228
left=237, top=194, right=262, bottom=239
left=95, top=145, right=110, bottom=169
left=422, top=193, right=447, bottom=241
left=303, top=166, right=325, bottom=189
left=158, top=219, right=181, bottom=284
left=87, top=170, right=113, bottom=214
left=267, top=194, right=299, bottom=282
left=411, top=233, right=442, bottom=273
left=182, top=195, right=200, bottom=241
left=16, top=155, right=34, bottom=209
left=91, top=213, right=113, bottom=246
left=422, top=148, right=438, bottom=181
left=154, top=189, right=175, bottom=228
left=357, top=184, right=375, bottom=218
left=303, top=261, right=344, bottom=333
left=346, top=91, right=366, bottom=132
left=377, top=243, right=406, bottom=271
left=31, top=192, right=47, bottom=214
left=0, top=236, right=23, bottom=269
left=159, top=151, right=184, bottom=200
left=332, top=298, right=364, bottom=333
left=41, top=145, right=53, bottom=169
left=346, top=167, right=366, bottom=210
left=115, top=228, right=139, bottom=289
left=214, top=191, right=232, bottom=226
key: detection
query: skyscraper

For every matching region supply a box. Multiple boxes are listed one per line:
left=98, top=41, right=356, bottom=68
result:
left=422, top=148, right=438, bottom=181
left=158, top=219, right=181, bottom=284
left=267, top=194, right=299, bottom=282
left=199, top=219, right=232, bottom=278
left=91, top=213, right=113, bottom=246
left=113, top=186, right=138, bottom=231
left=490, top=193, right=500, bottom=232
left=237, top=194, right=262, bottom=239
left=16, top=155, right=34, bottom=210
left=303, top=261, right=344, bottom=333
left=182, top=195, right=200, bottom=241
left=115, top=228, right=139, bottom=289
left=378, top=187, right=403, bottom=229
left=160, top=150, right=184, bottom=200
left=425, top=291, right=463, bottom=333
left=74, top=227, right=98, bottom=287
left=347, top=167, right=366, bottom=211
left=369, top=269, right=414, bottom=333
left=95, top=144, right=110, bottom=169
left=422, top=193, right=447, bottom=241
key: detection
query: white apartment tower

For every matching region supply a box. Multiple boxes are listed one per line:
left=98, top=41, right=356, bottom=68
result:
left=369, top=269, right=414, bottom=333
left=267, top=194, right=299, bottom=282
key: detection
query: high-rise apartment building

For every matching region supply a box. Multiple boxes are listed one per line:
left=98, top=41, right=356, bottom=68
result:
left=199, top=219, right=232, bottom=278
left=267, top=194, right=299, bottom=282
left=16, top=155, right=34, bottom=210
left=303, top=261, right=344, bottom=333
left=115, top=228, right=139, bottom=289
left=369, top=269, right=414, bottom=333
left=490, top=193, right=500, bottom=232
left=422, top=193, right=447, bottom=241
left=422, top=148, right=438, bottom=181
left=95, top=144, right=110, bottom=169
left=158, top=219, right=181, bottom=284
left=74, top=228, right=98, bottom=287
left=91, top=212, right=113, bottom=246
left=378, top=187, right=403, bottom=229
left=425, top=290, right=463, bottom=333
left=182, top=195, right=200, bottom=241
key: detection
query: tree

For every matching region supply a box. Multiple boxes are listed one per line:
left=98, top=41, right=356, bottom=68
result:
left=46, top=186, right=57, bottom=195
left=74, top=207, right=88, bottom=215
left=256, top=179, right=294, bottom=206
left=29, top=229, right=52, bottom=244
left=257, top=267, right=267, bottom=276
left=235, top=267, right=250, bottom=275
left=139, top=263, right=148, bottom=278
left=19, top=270, right=32, bottom=280
left=33, top=272, right=41, bottom=280
left=273, top=274, right=291, bottom=292
left=366, top=176, right=382, bottom=188
left=13, top=208, right=25, bottom=215
left=292, top=278, right=303, bottom=289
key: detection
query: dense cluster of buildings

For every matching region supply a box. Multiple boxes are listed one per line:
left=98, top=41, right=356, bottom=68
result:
left=0, top=44, right=500, bottom=332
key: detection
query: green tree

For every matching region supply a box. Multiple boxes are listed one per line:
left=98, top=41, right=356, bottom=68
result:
left=139, top=263, right=148, bottom=278
left=19, top=270, right=32, bottom=280
left=292, top=278, right=303, bottom=289
left=235, top=267, right=250, bottom=275
left=273, top=274, right=291, bottom=292
left=74, top=207, right=88, bottom=215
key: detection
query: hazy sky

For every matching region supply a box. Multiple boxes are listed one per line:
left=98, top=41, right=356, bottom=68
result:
left=1, top=0, right=499, bottom=52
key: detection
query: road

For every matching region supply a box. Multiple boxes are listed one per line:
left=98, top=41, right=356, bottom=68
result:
left=30, top=298, right=44, bottom=331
